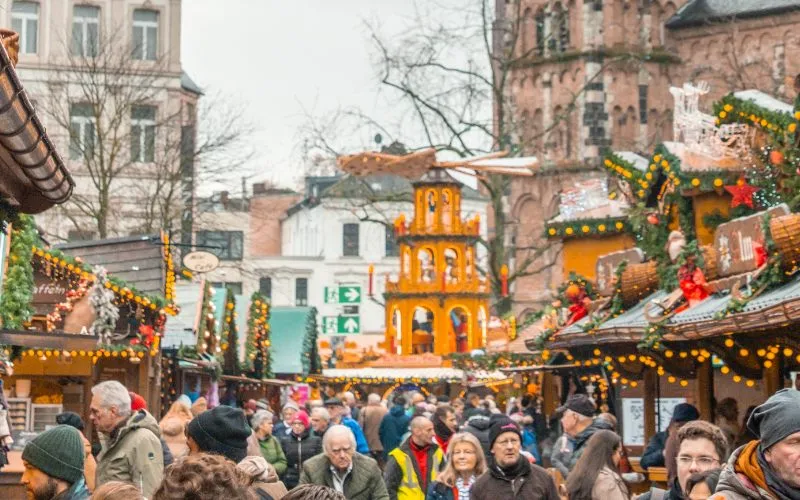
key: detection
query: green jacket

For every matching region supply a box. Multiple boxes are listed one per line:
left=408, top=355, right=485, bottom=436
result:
left=259, top=434, right=288, bottom=476
left=299, top=452, right=389, bottom=500
left=96, top=410, right=164, bottom=499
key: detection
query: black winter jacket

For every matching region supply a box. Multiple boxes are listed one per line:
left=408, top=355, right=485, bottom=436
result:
left=280, top=428, right=322, bottom=489
left=464, top=416, right=492, bottom=458
left=640, top=430, right=668, bottom=469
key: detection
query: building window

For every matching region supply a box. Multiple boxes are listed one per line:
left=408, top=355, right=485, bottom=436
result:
left=295, top=278, right=308, bottom=306
left=195, top=231, right=244, bottom=261
left=69, top=103, right=96, bottom=160
left=343, top=223, right=359, bottom=257
left=552, top=3, right=569, bottom=53
left=259, top=277, right=272, bottom=300
left=72, top=5, right=100, bottom=57
left=639, top=85, right=648, bottom=124
left=535, top=11, right=545, bottom=57
left=385, top=227, right=399, bottom=257
left=132, top=9, right=158, bottom=61
left=211, top=282, right=242, bottom=296
left=11, top=2, right=38, bottom=55
left=131, top=105, right=156, bottom=162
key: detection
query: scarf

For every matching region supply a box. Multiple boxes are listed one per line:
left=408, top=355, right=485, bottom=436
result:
left=488, top=454, right=529, bottom=480
left=455, top=475, right=475, bottom=500
left=758, top=448, right=800, bottom=500
left=434, top=417, right=454, bottom=445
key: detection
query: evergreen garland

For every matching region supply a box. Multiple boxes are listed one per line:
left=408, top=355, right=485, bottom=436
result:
left=0, top=215, right=36, bottom=329
left=221, top=287, right=239, bottom=375
left=245, top=292, right=273, bottom=379
left=302, top=306, right=322, bottom=376
left=197, top=282, right=218, bottom=354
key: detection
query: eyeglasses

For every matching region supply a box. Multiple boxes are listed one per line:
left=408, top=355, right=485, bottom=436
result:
left=330, top=446, right=352, bottom=455
left=495, top=438, right=521, bottom=448
left=677, top=455, right=719, bottom=467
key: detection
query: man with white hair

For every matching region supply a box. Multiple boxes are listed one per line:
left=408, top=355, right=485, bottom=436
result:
left=90, top=380, right=163, bottom=498
left=310, top=407, right=332, bottom=438
left=359, top=393, right=388, bottom=466
left=299, top=424, right=389, bottom=500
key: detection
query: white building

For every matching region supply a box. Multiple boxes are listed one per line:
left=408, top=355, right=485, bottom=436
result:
left=1, top=0, right=201, bottom=242
left=195, top=175, right=489, bottom=336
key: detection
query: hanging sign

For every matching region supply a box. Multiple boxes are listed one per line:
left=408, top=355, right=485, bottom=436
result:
left=182, top=251, right=220, bottom=273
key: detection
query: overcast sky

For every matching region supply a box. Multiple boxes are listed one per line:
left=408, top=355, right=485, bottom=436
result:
left=181, top=1, right=425, bottom=194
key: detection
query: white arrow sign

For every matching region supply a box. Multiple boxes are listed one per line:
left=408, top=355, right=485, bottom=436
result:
left=344, top=287, right=360, bottom=302
left=344, top=317, right=359, bottom=333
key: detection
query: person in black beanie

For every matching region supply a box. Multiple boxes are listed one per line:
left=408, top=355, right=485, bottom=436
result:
left=186, top=405, right=252, bottom=463
left=471, top=418, right=559, bottom=500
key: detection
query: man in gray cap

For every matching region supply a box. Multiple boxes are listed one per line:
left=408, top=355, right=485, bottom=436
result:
left=550, top=393, right=613, bottom=477
left=715, top=388, right=800, bottom=499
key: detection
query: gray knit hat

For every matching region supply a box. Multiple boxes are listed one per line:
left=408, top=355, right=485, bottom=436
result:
left=21, top=425, right=84, bottom=484
left=748, top=388, right=800, bottom=451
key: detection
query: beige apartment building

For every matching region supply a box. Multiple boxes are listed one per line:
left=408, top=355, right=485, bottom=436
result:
left=502, top=0, right=800, bottom=316
left=1, top=0, right=201, bottom=242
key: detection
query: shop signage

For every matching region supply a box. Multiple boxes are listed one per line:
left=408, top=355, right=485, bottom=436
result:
left=32, top=271, right=68, bottom=315
left=595, top=248, right=643, bottom=296
left=182, top=251, right=220, bottom=273
left=715, top=204, right=788, bottom=277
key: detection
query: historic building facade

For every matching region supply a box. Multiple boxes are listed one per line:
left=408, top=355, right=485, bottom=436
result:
left=1, top=0, right=201, bottom=242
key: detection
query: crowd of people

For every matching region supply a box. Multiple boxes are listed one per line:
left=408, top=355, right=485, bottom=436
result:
left=17, top=381, right=800, bottom=500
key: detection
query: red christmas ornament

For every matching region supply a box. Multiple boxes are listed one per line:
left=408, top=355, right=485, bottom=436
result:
left=724, top=178, right=760, bottom=209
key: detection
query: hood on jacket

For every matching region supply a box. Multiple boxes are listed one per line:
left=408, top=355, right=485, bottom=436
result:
left=467, top=416, right=492, bottom=431
left=390, top=406, right=407, bottom=418
left=108, top=410, right=161, bottom=448
left=717, top=441, right=775, bottom=500
left=574, top=418, right=613, bottom=447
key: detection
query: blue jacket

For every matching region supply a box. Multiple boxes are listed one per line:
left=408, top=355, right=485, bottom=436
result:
left=379, top=406, right=411, bottom=458
left=341, top=416, right=370, bottom=454
left=426, top=481, right=455, bottom=500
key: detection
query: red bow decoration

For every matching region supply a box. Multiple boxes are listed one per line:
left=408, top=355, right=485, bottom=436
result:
left=134, top=325, right=155, bottom=348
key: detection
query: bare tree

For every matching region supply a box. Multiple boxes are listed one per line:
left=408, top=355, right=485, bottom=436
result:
left=40, top=25, right=253, bottom=240
left=296, top=0, right=653, bottom=315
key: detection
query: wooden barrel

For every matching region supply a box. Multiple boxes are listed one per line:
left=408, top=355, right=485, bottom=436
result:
left=620, top=260, right=659, bottom=306
left=701, top=244, right=719, bottom=281
left=770, top=213, right=800, bottom=272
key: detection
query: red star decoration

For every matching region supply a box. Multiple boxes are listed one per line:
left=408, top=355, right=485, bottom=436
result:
left=725, top=178, right=760, bottom=208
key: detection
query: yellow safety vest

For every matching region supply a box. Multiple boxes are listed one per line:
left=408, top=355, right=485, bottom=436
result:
left=389, top=446, right=444, bottom=500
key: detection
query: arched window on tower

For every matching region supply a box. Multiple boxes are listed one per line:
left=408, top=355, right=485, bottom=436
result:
left=552, top=2, right=569, bottom=53
left=535, top=9, right=546, bottom=56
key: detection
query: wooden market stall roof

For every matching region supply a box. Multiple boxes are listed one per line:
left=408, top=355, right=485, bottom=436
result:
left=537, top=275, right=800, bottom=351
left=0, top=30, right=73, bottom=213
